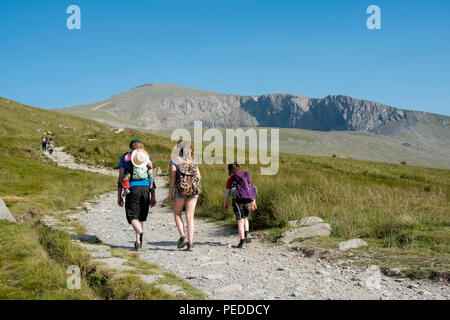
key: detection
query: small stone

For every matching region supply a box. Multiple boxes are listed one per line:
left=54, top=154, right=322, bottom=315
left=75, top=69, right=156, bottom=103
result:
left=338, top=238, right=368, bottom=251
left=89, top=251, right=112, bottom=258
left=70, top=234, right=98, bottom=244
left=387, top=268, right=401, bottom=276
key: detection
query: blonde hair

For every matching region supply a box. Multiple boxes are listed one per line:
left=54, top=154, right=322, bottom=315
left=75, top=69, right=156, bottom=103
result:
left=177, top=140, right=194, bottom=165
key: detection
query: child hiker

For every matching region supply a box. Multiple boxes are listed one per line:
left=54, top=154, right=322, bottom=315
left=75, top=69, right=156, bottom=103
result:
left=223, top=162, right=257, bottom=249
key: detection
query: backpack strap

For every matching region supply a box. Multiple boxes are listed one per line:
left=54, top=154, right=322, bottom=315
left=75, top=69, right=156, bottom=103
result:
left=123, top=152, right=133, bottom=179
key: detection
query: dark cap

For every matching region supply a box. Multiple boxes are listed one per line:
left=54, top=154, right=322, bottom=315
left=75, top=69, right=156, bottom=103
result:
left=129, top=138, right=142, bottom=149
left=228, top=162, right=240, bottom=172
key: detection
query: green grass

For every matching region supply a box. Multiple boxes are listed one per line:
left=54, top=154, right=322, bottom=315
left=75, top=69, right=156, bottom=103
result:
left=1, top=97, right=449, bottom=282
left=0, top=220, right=97, bottom=299
left=0, top=97, right=203, bottom=299
left=38, top=226, right=206, bottom=300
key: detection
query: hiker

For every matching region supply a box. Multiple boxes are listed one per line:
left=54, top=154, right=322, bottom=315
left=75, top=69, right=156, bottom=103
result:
left=47, top=138, right=55, bottom=155
left=121, top=142, right=154, bottom=197
left=117, top=138, right=156, bottom=250
left=169, top=140, right=201, bottom=251
left=41, top=136, right=47, bottom=151
left=223, top=162, right=257, bottom=248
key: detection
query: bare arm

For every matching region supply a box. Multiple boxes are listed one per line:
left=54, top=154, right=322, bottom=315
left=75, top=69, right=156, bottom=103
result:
left=169, top=165, right=177, bottom=202
left=117, top=168, right=125, bottom=206
left=223, top=187, right=232, bottom=209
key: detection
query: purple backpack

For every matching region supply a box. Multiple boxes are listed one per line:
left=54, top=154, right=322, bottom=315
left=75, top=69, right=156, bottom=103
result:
left=233, top=170, right=257, bottom=201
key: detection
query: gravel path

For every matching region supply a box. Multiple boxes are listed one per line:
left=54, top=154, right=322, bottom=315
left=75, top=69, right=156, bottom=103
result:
left=45, top=148, right=449, bottom=300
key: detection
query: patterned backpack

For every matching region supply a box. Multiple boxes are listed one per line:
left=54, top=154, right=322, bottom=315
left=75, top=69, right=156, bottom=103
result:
left=176, top=161, right=201, bottom=196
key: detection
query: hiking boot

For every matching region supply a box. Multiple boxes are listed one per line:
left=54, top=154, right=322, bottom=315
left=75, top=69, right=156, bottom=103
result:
left=134, top=242, right=141, bottom=251
left=139, top=232, right=144, bottom=249
left=184, top=243, right=194, bottom=251
left=177, top=237, right=186, bottom=249
left=237, top=239, right=246, bottom=249
left=245, top=231, right=252, bottom=244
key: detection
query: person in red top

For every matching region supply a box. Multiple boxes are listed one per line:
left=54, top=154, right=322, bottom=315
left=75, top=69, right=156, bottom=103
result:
left=223, top=162, right=257, bottom=248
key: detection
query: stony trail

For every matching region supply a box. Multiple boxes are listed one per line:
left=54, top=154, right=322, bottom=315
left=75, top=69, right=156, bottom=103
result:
left=45, top=148, right=449, bottom=300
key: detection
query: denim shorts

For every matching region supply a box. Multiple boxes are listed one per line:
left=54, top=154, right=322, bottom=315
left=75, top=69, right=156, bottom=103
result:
left=174, top=188, right=199, bottom=199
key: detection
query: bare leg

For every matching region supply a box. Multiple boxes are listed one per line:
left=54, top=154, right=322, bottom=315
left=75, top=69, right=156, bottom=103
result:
left=185, top=197, right=198, bottom=244
left=131, top=219, right=143, bottom=244
left=237, top=219, right=245, bottom=240
left=173, top=198, right=186, bottom=238
left=244, top=217, right=250, bottom=232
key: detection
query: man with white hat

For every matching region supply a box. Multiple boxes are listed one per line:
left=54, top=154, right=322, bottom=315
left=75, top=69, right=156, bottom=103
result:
left=117, top=138, right=156, bottom=250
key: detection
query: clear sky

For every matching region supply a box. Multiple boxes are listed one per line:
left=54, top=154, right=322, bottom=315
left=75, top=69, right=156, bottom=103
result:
left=1, top=0, right=449, bottom=115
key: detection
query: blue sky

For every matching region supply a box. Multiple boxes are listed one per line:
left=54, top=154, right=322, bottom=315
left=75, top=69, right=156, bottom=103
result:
left=1, top=0, right=449, bottom=115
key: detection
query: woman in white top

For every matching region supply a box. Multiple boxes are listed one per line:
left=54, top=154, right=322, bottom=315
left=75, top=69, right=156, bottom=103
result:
left=169, top=140, right=201, bottom=251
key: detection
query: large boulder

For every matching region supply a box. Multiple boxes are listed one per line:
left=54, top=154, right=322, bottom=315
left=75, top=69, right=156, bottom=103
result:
left=279, top=223, right=331, bottom=244
left=289, top=216, right=323, bottom=227
left=0, top=198, right=16, bottom=223
left=338, top=238, right=368, bottom=251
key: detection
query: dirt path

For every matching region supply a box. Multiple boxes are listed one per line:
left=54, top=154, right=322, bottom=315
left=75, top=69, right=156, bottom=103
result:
left=44, top=148, right=449, bottom=300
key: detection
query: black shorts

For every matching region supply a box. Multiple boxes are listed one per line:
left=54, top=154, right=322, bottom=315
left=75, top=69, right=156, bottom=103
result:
left=125, top=186, right=150, bottom=224
left=233, top=200, right=252, bottom=220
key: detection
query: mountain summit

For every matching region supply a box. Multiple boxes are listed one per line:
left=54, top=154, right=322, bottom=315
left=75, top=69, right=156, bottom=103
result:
left=59, top=83, right=449, bottom=139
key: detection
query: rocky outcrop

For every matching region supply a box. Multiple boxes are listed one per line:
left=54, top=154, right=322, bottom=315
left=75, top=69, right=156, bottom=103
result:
left=241, top=94, right=422, bottom=134
left=280, top=216, right=331, bottom=244
left=61, top=83, right=446, bottom=139
left=0, top=198, right=16, bottom=223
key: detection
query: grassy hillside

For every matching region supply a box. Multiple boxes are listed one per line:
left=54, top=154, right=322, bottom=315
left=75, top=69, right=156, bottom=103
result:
left=0, top=97, right=193, bottom=299
left=1, top=97, right=449, bottom=281
left=148, top=127, right=450, bottom=170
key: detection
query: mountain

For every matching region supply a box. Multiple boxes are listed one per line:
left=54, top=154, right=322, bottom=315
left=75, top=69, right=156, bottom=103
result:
left=58, top=83, right=450, bottom=169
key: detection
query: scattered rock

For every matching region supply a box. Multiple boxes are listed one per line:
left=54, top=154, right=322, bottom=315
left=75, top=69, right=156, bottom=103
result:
left=93, top=257, right=136, bottom=271
left=74, top=243, right=110, bottom=252
left=70, top=234, right=99, bottom=244
left=0, top=198, right=17, bottom=223
left=88, top=251, right=112, bottom=258
left=288, top=216, right=323, bottom=227
left=279, top=223, right=331, bottom=244
left=154, top=167, right=162, bottom=175
left=387, top=268, right=402, bottom=276
left=338, top=238, right=368, bottom=251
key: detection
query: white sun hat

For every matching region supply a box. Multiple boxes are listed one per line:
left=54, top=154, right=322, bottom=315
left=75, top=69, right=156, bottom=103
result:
left=131, top=149, right=150, bottom=168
